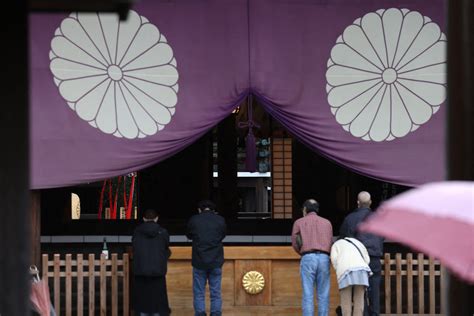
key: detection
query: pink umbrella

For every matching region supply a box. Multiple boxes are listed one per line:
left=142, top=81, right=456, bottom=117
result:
left=359, top=181, right=474, bottom=284
left=30, top=266, right=52, bottom=316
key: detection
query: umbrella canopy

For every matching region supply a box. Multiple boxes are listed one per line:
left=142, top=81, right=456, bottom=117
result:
left=359, top=181, right=474, bottom=283
left=31, top=281, right=51, bottom=316
left=30, top=266, right=52, bottom=316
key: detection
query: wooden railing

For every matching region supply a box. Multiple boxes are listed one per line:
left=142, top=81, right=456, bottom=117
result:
left=41, top=251, right=444, bottom=316
left=41, top=253, right=129, bottom=316
left=381, top=253, right=445, bottom=315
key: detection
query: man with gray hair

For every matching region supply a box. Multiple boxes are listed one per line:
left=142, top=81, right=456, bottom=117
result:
left=340, top=191, right=384, bottom=316
left=291, top=199, right=333, bottom=316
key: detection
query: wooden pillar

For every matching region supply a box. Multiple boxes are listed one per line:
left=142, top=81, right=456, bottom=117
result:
left=195, top=132, right=213, bottom=201
left=31, top=191, right=42, bottom=267
left=447, top=0, right=474, bottom=315
left=217, top=114, right=238, bottom=219
left=448, top=0, right=474, bottom=181
left=0, top=1, right=30, bottom=315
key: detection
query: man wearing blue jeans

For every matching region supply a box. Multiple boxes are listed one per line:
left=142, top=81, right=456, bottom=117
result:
left=187, top=200, right=226, bottom=316
left=192, top=267, right=222, bottom=315
left=291, top=199, right=333, bottom=316
left=300, top=253, right=331, bottom=316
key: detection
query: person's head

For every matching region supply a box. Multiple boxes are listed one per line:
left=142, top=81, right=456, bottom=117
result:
left=198, top=200, right=216, bottom=213
left=143, top=209, right=159, bottom=222
left=357, top=191, right=372, bottom=208
left=302, top=199, right=319, bottom=216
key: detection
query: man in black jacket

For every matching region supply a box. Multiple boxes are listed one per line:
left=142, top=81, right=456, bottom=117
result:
left=133, top=209, right=171, bottom=316
left=186, top=200, right=226, bottom=316
left=340, top=191, right=383, bottom=316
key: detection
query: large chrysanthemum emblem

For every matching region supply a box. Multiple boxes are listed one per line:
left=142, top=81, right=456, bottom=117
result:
left=50, top=10, right=179, bottom=139
left=326, top=8, right=446, bottom=141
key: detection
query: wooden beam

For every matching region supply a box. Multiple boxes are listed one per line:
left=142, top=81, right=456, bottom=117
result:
left=169, top=246, right=300, bottom=260
left=28, top=0, right=132, bottom=20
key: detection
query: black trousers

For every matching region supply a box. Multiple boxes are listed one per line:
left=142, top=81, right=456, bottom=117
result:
left=368, top=257, right=382, bottom=316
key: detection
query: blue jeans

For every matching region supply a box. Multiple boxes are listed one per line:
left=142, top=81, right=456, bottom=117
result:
left=300, top=253, right=330, bottom=316
left=140, top=314, right=159, bottom=316
left=193, top=267, right=222, bottom=316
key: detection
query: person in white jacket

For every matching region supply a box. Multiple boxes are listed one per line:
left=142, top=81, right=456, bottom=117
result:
left=330, top=237, right=371, bottom=316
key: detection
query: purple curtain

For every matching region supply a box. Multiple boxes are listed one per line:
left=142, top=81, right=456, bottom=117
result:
left=30, top=0, right=446, bottom=189
left=30, top=1, right=250, bottom=188
left=250, top=0, right=446, bottom=186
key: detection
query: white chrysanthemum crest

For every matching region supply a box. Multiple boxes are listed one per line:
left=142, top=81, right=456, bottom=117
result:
left=50, top=10, right=179, bottom=139
left=326, top=8, right=446, bottom=142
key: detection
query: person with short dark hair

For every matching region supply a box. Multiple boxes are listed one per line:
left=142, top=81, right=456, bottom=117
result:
left=186, top=200, right=226, bottom=316
left=197, top=200, right=216, bottom=211
left=132, top=209, right=171, bottom=316
left=291, top=199, right=333, bottom=316
left=340, top=191, right=384, bottom=316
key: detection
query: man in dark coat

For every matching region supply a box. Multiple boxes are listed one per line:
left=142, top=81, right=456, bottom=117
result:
left=133, top=209, right=171, bottom=316
left=186, top=200, right=226, bottom=316
left=340, top=191, right=384, bottom=316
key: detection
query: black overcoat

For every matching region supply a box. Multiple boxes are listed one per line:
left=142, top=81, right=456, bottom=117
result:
left=132, top=222, right=171, bottom=314
left=186, top=211, right=226, bottom=270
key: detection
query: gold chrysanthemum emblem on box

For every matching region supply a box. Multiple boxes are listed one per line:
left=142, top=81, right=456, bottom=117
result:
left=242, top=271, right=265, bottom=294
